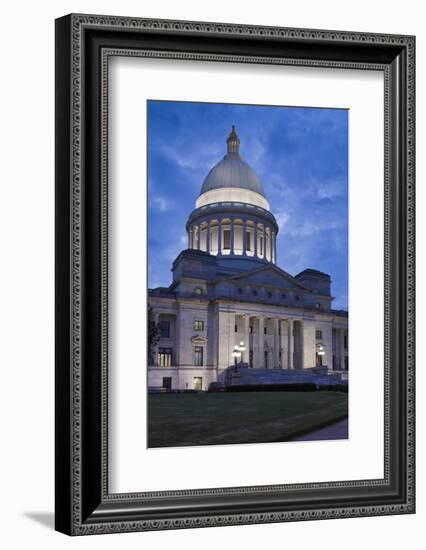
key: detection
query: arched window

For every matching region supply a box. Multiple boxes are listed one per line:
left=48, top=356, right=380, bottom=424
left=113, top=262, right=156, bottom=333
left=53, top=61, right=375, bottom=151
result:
left=194, top=287, right=203, bottom=295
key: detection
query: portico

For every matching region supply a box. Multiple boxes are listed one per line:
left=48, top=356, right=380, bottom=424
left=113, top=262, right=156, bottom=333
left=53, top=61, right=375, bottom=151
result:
left=229, top=313, right=313, bottom=371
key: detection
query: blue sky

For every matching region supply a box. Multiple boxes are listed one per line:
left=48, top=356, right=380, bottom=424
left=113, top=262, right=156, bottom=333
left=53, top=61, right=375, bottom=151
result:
left=147, top=100, right=348, bottom=310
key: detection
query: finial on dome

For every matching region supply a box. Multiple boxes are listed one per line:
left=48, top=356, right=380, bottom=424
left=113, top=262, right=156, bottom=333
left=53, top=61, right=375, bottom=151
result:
left=226, top=125, right=240, bottom=154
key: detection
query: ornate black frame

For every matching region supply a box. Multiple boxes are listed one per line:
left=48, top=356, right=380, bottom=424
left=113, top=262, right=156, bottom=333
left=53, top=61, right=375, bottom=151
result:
left=55, top=14, right=415, bottom=535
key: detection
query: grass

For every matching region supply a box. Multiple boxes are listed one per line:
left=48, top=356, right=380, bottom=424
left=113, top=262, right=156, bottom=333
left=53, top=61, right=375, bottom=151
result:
left=148, top=391, right=348, bottom=448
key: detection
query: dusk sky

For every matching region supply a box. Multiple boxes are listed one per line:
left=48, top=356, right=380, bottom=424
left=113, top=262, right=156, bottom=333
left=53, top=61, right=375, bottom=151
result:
left=147, top=100, right=348, bottom=310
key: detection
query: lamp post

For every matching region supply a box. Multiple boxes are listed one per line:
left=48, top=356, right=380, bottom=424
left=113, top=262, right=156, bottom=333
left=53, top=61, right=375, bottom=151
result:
left=232, top=348, right=241, bottom=364
left=238, top=341, right=246, bottom=364
left=232, top=341, right=246, bottom=370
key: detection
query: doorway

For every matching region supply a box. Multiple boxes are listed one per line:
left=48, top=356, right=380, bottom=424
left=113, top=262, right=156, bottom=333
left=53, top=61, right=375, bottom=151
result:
left=193, top=377, right=203, bottom=391
left=162, top=377, right=172, bottom=391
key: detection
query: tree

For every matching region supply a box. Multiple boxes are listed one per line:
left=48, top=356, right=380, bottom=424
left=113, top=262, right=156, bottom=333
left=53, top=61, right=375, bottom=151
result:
left=148, top=306, right=160, bottom=365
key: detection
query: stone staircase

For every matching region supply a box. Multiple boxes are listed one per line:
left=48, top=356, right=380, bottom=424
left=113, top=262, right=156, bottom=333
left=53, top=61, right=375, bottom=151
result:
left=218, top=364, right=348, bottom=387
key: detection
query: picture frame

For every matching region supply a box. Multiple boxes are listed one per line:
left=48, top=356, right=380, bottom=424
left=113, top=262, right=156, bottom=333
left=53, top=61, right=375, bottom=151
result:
left=55, top=13, right=415, bottom=535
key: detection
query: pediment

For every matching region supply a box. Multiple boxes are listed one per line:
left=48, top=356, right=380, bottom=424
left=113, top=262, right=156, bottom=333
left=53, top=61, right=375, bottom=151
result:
left=191, top=335, right=208, bottom=345
left=228, top=265, right=307, bottom=291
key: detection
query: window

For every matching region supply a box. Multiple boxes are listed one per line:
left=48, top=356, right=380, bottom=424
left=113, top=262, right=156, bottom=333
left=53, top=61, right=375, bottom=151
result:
left=315, top=302, right=321, bottom=310
left=246, top=231, right=251, bottom=251
left=264, top=326, right=267, bottom=335
left=159, top=320, right=170, bottom=338
left=295, top=295, right=300, bottom=301
left=278, top=325, right=281, bottom=336
left=344, top=334, right=348, bottom=349
left=237, top=287, right=243, bottom=294
left=267, top=291, right=272, bottom=298
left=252, top=289, right=257, bottom=296
left=316, top=330, right=322, bottom=340
left=223, top=229, right=230, bottom=250
left=194, top=346, right=204, bottom=366
left=249, top=325, right=253, bottom=334
left=234, top=324, right=238, bottom=333
left=193, top=320, right=204, bottom=331
left=158, top=348, right=172, bottom=367
left=281, top=293, right=286, bottom=299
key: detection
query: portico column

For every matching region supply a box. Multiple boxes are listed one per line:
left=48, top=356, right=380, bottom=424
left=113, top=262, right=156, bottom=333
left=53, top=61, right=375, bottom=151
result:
left=254, top=223, right=258, bottom=257
left=231, top=219, right=235, bottom=254
left=206, top=220, right=211, bottom=254
left=244, top=314, right=250, bottom=364
left=243, top=220, right=247, bottom=256
left=258, top=317, right=265, bottom=368
left=218, top=219, right=222, bottom=255
left=287, top=319, right=294, bottom=369
left=339, top=329, right=345, bottom=370
left=273, top=318, right=279, bottom=368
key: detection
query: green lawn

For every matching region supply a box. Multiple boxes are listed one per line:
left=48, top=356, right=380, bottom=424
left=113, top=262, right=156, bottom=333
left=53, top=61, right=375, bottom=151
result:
left=148, top=391, right=348, bottom=448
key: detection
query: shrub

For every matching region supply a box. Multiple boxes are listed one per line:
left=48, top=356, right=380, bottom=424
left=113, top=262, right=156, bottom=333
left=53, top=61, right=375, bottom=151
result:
left=225, top=383, right=317, bottom=392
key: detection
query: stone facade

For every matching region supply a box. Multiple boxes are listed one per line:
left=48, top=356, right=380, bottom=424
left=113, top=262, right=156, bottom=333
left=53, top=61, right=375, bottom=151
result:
left=148, top=128, right=348, bottom=391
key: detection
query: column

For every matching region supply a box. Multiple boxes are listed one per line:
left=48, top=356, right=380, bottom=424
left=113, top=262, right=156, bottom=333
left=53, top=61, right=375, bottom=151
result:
left=189, top=229, right=193, bottom=249
left=206, top=220, right=210, bottom=254
left=243, top=220, right=247, bottom=256
left=254, top=223, right=258, bottom=257
left=263, top=225, right=267, bottom=259
left=218, top=219, right=222, bottom=255
left=302, top=320, right=317, bottom=370
left=339, top=329, right=345, bottom=370
left=230, top=219, right=235, bottom=254
left=273, top=318, right=279, bottom=369
left=197, top=224, right=201, bottom=250
left=287, top=319, right=294, bottom=369
left=322, top=323, right=333, bottom=368
left=217, top=308, right=235, bottom=372
left=244, top=314, right=250, bottom=364
left=258, top=317, right=264, bottom=368
left=271, top=232, right=275, bottom=263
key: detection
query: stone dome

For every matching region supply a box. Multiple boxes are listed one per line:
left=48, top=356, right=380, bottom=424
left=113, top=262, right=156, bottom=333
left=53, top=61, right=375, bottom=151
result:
left=199, top=126, right=266, bottom=197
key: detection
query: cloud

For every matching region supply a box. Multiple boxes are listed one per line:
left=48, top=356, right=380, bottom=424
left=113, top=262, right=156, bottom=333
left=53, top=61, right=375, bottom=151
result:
left=150, top=194, right=169, bottom=212
left=156, top=141, right=222, bottom=184
left=274, top=209, right=290, bottom=231
left=316, top=178, right=346, bottom=200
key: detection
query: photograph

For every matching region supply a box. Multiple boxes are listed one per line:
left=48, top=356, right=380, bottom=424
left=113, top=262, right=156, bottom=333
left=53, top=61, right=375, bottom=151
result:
left=52, top=9, right=415, bottom=538
left=147, top=100, right=349, bottom=448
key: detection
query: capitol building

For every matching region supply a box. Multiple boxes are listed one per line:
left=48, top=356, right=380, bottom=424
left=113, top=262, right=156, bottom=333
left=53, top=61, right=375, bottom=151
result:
left=148, top=127, right=348, bottom=391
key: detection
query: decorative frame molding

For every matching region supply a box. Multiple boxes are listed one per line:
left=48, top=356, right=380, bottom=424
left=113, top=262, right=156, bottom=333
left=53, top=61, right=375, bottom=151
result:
left=55, top=14, right=415, bottom=535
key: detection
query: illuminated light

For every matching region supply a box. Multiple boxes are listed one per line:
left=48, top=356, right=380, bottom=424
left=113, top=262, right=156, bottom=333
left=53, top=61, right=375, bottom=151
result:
left=196, top=188, right=270, bottom=210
